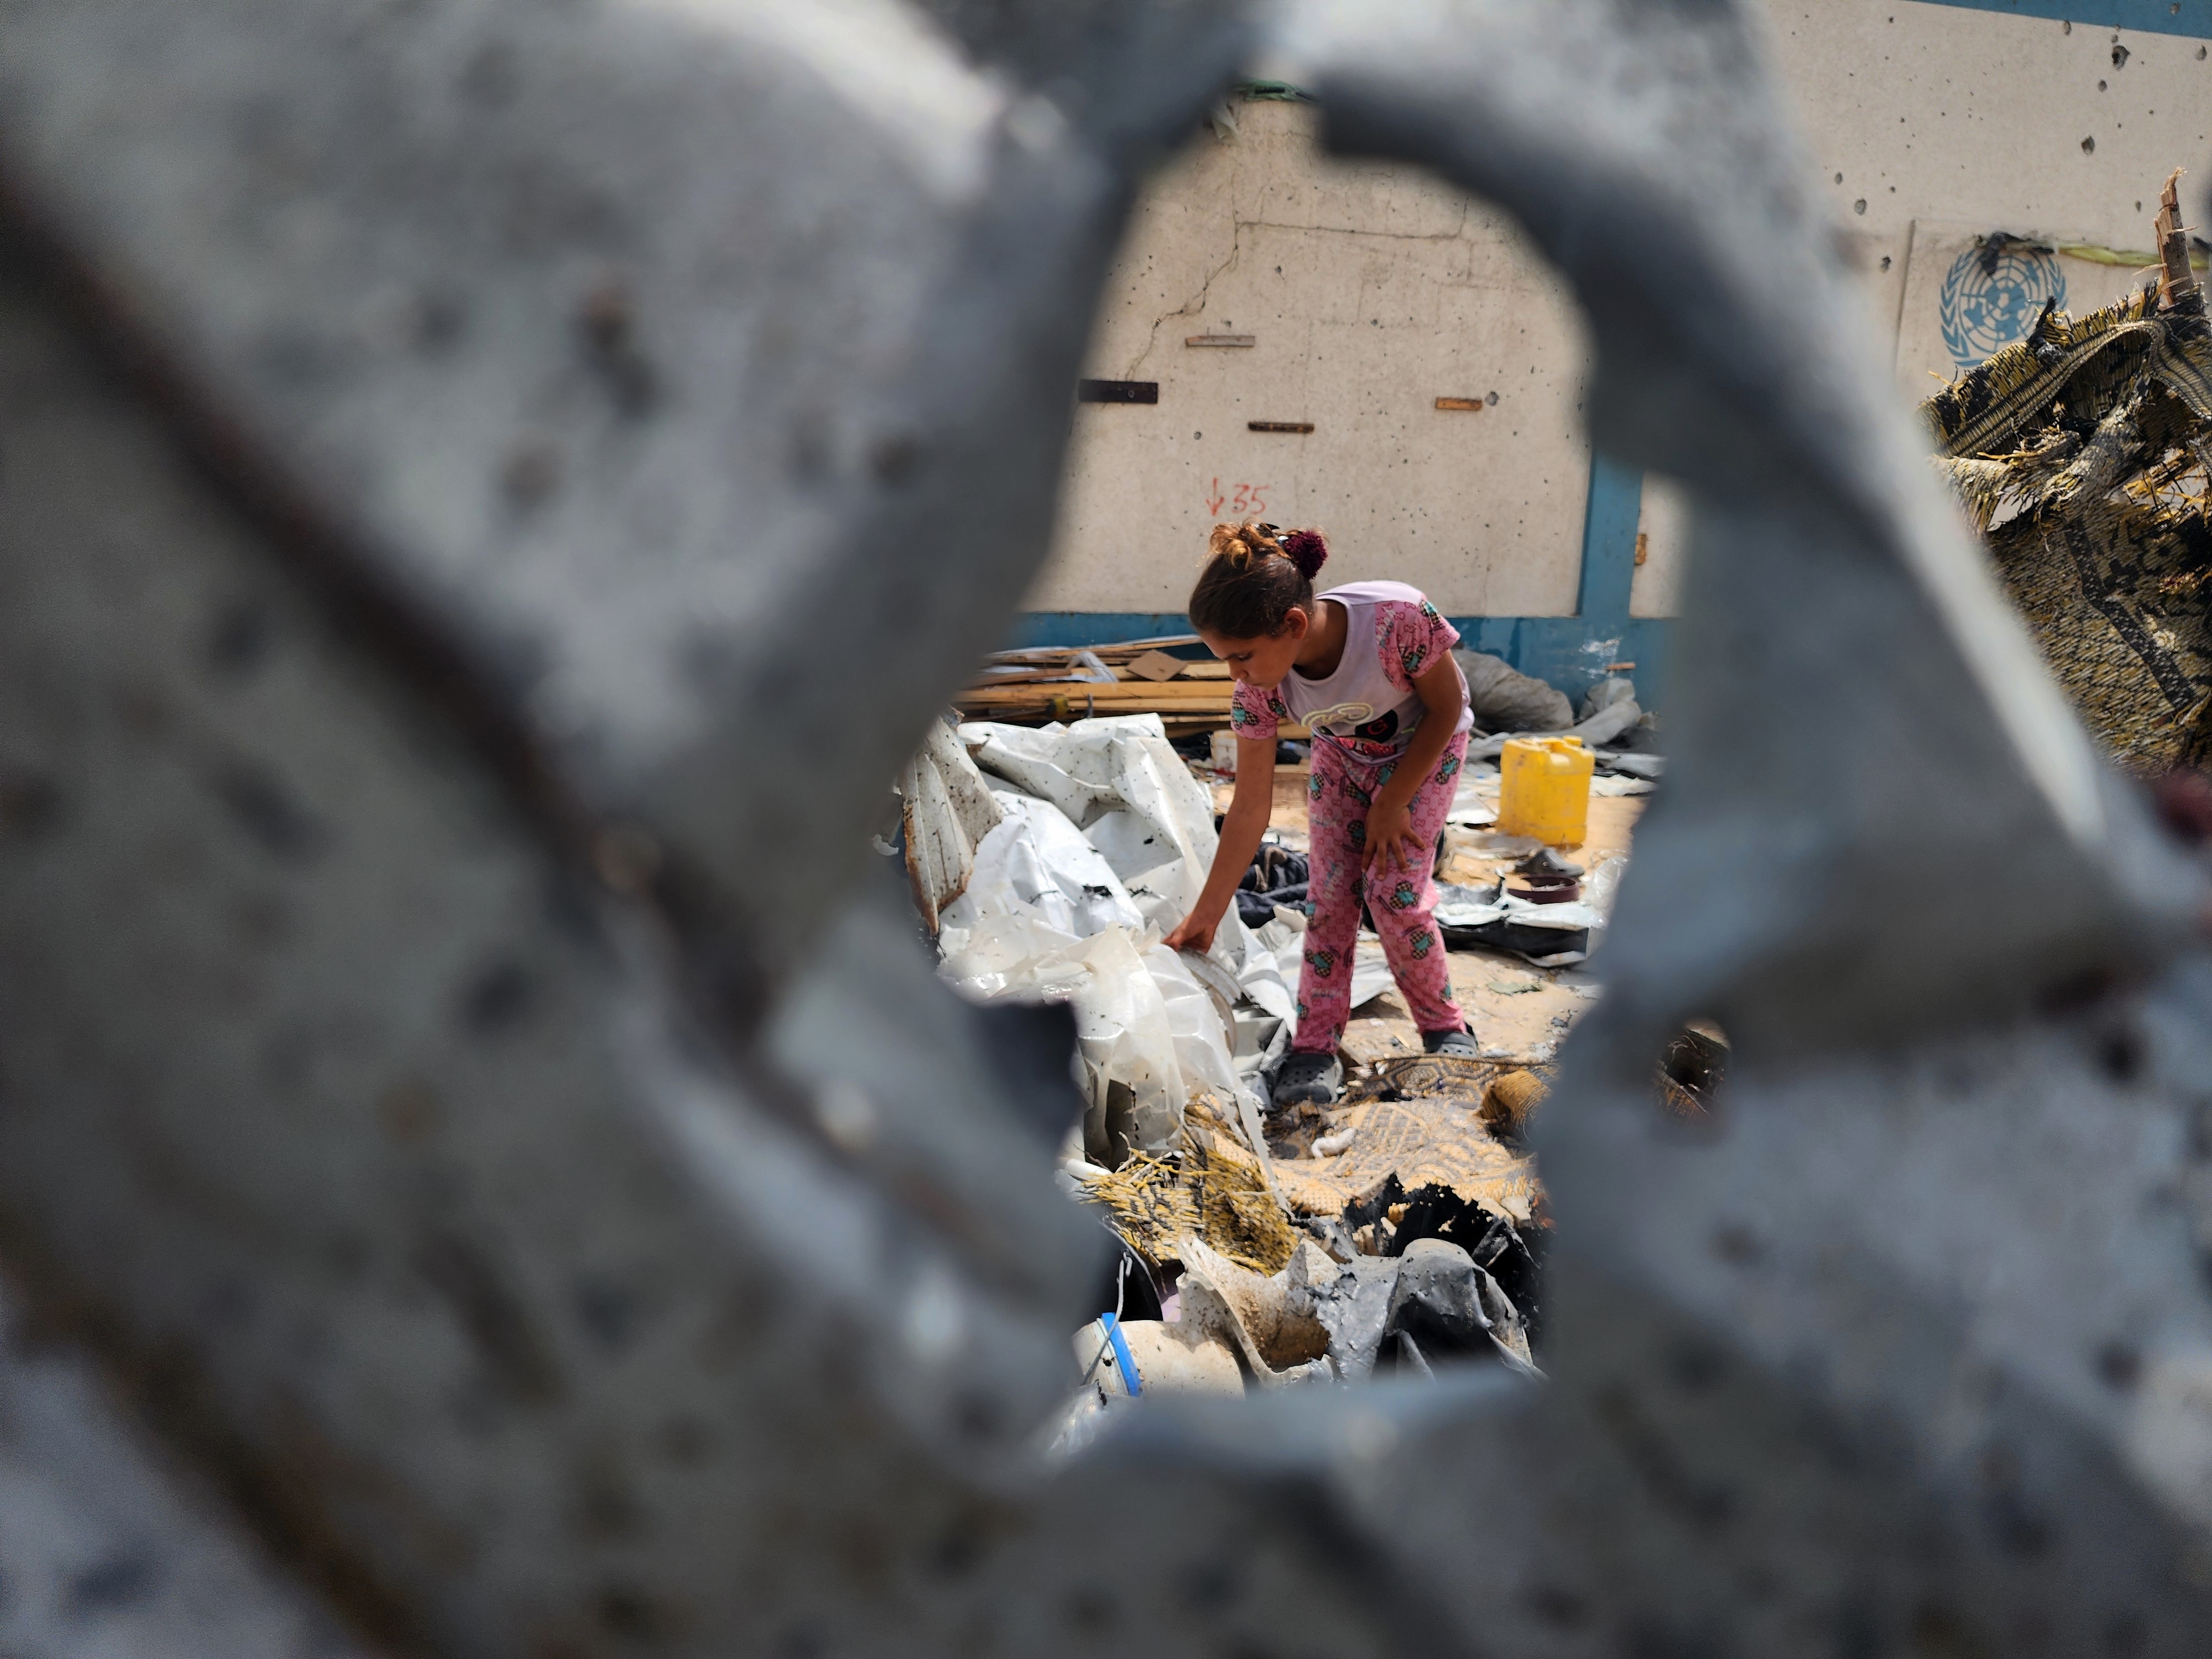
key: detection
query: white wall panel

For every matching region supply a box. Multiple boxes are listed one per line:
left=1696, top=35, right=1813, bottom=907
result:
left=1036, top=3, right=2212, bottom=627
left=1030, top=100, right=1590, bottom=619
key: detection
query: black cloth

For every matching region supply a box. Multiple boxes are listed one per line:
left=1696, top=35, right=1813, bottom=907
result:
left=1235, top=845, right=1310, bottom=927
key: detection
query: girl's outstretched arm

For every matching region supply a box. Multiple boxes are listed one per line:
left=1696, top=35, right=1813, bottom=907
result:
left=1164, top=735, right=1279, bottom=954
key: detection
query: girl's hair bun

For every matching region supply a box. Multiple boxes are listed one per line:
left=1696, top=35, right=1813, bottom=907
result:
left=1207, top=520, right=1269, bottom=571
left=1282, top=529, right=1329, bottom=580
left=1189, top=520, right=1323, bottom=638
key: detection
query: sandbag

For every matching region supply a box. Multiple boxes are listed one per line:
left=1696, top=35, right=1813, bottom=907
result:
left=1454, top=649, right=1572, bottom=734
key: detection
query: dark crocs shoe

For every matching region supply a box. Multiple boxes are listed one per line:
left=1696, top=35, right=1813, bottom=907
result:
left=1423, top=1026, right=1481, bottom=1058
left=1273, top=1052, right=1343, bottom=1108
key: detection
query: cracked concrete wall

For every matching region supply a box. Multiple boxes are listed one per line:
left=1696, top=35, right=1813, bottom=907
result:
left=1036, top=2, right=2212, bottom=633
left=1031, top=96, right=1594, bottom=622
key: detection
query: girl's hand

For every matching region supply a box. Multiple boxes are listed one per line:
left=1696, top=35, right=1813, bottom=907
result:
left=1363, top=799, right=1423, bottom=874
left=1164, top=909, right=1220, bottom=954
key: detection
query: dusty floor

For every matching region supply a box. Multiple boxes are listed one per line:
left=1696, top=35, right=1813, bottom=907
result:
left=1211, top=759, right=1646, bottom=1065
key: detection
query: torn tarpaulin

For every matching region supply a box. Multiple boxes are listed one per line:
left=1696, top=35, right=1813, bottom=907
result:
left=943, top=789, right=1142, bottom=942
left=922, top=715, right=1298, bottom=1157
left=959, top=716, right=1219, bottom=928
left=960, top=716, right=1294, bottom=1026
left=1388, top=1238, right=1536, bottom=1375
left=896, top=717, right=1005, bottom=933
left=945, top=920, right=1248, bottom=1162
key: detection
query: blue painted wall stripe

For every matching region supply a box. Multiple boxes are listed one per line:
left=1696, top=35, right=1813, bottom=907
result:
left=1916, top=0, right=2212, bottom=36
left=1577, top=453, right=1645, bottom=628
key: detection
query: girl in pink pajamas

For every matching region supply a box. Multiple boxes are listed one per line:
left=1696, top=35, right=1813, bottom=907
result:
left=1164, top=521, right=1475, bottom=1107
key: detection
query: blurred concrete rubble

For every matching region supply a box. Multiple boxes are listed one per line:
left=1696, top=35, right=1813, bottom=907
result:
left=0, top=0, right=2210, bottom=1653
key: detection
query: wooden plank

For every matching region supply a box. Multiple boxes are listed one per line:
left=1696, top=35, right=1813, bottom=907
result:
left=956, top=689, right=1235, bottom=717
left=978, top=634, right=1201, bottom=666
left=953, top=701, right=1233, bottom=715
left=1434, top=396, right=1488, bottom=412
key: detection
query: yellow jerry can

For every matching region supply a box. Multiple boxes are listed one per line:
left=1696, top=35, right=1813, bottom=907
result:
left=1496, top=735, right=1594, bottom=846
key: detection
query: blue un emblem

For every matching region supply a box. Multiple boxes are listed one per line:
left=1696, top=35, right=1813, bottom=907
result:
left=1939, top=241, right=2065, bottom=369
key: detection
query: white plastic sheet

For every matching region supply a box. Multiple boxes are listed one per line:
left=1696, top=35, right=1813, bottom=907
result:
left=943, top=924, right=1184, bottom=1157
left=960, top=715, right=1218, bottom=926
left=1142, top=942, right=1245, bottom=1110
left=929, top=765, right=1274, bottom=1159
left=1584, top=854, right=1629, bottom=921
left=961, top=715, right=1295, bottom=1029
left=938, top=790, right=1142, bottom=942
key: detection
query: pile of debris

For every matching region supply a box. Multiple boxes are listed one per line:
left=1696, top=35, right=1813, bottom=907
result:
left=889, top=665, right=1675, bottom=1420
left=1047, top=1165, right=1547, bottom=1455
left=1927, top=171, right=2212, bottom=774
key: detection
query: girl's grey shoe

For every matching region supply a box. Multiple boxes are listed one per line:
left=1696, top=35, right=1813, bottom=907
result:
left=1273, top=1052, right=1343, bottom=1107
left=1423, top=1026, right=1481, bottom=1058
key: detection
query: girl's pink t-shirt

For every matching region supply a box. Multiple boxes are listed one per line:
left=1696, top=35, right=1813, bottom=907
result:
left=1227, top=581, right=1472, bottom=760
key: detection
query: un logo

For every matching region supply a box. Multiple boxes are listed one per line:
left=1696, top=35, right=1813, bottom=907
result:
left=1940, top=241, right=2065, bottom=368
